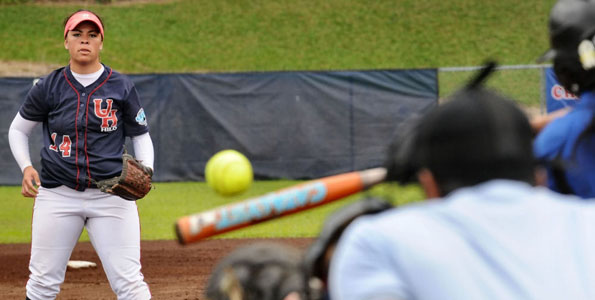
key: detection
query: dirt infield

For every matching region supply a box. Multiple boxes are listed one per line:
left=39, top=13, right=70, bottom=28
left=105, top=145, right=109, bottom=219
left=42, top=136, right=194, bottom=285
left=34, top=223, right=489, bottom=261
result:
left=0, top=238, right=314, bottom=299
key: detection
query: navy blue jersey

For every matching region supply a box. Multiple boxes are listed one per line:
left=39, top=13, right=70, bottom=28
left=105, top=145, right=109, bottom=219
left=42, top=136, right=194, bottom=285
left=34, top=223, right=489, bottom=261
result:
left=19, top=64, right=149, bottom=191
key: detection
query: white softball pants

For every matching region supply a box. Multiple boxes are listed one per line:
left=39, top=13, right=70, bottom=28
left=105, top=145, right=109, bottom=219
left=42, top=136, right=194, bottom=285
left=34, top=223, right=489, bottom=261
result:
left=26, top=186, right=151, bottom=300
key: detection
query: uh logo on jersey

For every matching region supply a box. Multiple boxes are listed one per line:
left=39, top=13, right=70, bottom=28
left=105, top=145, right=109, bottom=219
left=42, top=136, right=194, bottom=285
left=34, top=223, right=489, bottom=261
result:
left=93, top=99, right=118, bottom=132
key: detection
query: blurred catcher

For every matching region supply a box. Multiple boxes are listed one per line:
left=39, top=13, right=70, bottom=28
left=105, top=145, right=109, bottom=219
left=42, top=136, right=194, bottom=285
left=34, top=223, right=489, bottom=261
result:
left=206, top=242, right=306, bottom=300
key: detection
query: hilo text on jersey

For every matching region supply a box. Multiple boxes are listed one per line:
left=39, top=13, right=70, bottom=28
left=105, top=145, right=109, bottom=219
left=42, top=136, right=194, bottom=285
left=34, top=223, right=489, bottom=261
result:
left=93, top=99, right=119, bottom=132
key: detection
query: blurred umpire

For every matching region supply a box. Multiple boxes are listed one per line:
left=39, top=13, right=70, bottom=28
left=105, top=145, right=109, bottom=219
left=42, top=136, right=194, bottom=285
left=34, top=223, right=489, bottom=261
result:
left=328, top=64, right=595, bottom=300
left=535, top=0, right=595, bottom=198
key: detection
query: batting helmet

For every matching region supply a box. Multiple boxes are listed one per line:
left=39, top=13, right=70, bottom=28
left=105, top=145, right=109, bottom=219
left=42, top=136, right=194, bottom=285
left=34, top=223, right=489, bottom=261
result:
left=538, top=0, right=595, bottom=94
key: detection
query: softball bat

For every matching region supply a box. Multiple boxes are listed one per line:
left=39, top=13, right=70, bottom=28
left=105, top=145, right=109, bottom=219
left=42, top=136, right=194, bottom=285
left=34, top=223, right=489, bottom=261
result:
left=175, top=167, right=387, bottom=244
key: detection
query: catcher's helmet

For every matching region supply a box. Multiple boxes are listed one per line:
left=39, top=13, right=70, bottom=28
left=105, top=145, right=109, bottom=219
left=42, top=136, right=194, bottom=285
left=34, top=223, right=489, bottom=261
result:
left=538, top=0, right=595, bottom=94
left=206, top=242, right=305, bottom=300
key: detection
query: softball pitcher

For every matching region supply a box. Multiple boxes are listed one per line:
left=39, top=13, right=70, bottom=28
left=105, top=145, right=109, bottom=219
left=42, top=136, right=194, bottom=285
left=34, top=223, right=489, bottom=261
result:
left=8, top=10, right=153, bottom=299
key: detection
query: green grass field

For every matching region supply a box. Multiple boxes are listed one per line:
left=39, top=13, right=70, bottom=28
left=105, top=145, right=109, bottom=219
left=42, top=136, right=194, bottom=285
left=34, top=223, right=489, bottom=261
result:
left=0, top=0, right=555, bottom=72
left=0, top=0, right=556, bottom=243
left=0, top=1, right=553, bottom=107
left=0, top=181, right=423, bottom=243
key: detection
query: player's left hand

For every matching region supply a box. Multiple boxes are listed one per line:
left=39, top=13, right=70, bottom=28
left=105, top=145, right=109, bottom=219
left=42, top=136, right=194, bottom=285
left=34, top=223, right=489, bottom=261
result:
left=95, top=153, right=153, bottom=201
left=22, top=166, right=40, bottom=198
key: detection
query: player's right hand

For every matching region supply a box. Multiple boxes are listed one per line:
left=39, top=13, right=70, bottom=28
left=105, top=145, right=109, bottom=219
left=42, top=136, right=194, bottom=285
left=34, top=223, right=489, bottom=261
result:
left=22, top=166, right=40, bottom=198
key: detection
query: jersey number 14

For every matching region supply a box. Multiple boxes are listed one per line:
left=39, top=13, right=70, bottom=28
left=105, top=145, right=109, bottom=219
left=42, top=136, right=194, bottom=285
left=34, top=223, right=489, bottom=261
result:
left=49, top=133, right=72, bottom=157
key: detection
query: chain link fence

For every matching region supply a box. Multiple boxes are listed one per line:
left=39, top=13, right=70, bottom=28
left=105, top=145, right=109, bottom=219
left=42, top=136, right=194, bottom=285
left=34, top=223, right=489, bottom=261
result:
left=438, top=64, right=551, bottom=117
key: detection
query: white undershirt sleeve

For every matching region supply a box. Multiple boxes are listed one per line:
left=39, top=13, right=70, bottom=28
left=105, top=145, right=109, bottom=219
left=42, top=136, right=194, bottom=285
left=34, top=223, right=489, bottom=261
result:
left=9, top=113, right=155, bottom=173
left=131, top=132, right=155, bottom=171
left=8, top=113, right=40, bottom=172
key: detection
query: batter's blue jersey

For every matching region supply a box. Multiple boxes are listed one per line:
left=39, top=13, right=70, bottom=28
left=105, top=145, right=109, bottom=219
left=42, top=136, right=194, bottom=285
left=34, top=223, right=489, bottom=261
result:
left=534, top=91, right=595, bottom=198
left=19, top=64, right=149, bottom=191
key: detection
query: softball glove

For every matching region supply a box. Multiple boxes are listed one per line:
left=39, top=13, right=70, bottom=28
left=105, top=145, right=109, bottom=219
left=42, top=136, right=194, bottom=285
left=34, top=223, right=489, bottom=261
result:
left=95, top=153, right=153, bottom=201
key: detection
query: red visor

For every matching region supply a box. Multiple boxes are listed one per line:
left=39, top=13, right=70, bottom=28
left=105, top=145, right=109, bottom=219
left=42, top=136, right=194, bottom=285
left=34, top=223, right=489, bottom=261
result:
left=64, top=11, right=104, bottom=39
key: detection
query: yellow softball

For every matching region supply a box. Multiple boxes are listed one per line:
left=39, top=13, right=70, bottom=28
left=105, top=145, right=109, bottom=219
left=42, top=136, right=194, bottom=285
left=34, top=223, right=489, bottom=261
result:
left=205, top=149, right=253, bottom=196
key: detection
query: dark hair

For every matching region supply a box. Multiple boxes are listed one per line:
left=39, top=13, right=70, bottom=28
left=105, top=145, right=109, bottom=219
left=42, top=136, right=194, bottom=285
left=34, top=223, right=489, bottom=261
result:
left=63, top=9, right=104, bottom=30
left=412, top=87, right=536, bottom=195
left=386, top=62, right=536, bottom=195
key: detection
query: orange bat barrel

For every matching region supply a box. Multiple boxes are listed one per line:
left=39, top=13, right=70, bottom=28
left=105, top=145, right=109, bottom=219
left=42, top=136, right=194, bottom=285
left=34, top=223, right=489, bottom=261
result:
left=175, top=167, right=386, bottom=245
